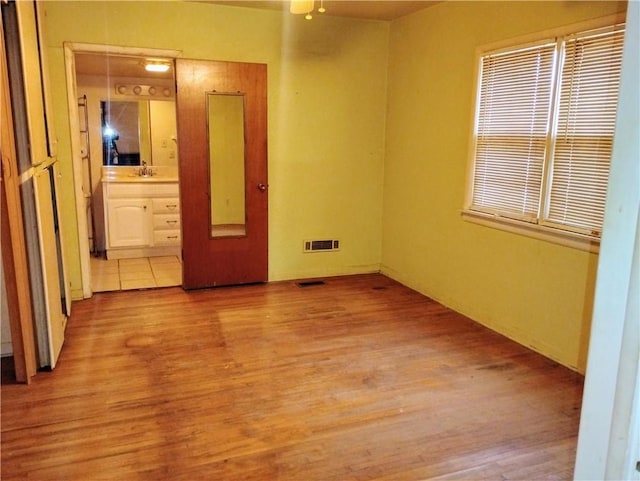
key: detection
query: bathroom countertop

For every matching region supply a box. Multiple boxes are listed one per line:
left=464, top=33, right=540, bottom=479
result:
left=101, top=166, right=179, bottom=183
left=101, top=175, right=179, bottom=183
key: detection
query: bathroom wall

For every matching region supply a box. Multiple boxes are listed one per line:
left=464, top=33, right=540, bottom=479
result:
left=382, top=0, right=627, bottom=372
left=43, top=1, right=389, bottom=295
left=149, top=101, right=178, bottom=167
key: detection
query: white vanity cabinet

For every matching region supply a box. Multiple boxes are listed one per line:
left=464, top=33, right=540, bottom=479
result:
left=102, top=180, right=181, bottom=259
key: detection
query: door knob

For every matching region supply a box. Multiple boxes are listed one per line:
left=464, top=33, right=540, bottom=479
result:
left=257, top=183, right=268, bottom=191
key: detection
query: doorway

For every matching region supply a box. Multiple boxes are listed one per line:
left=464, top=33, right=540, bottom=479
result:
left=66, top=46, right=269, bottom=294
left=64, top=44, right=182, bottom=296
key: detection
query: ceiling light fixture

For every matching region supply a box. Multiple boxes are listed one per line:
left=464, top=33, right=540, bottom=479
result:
left=144, top=61, right=171, bottom=73
left=290, top=0, right=313, bottom=14
left=290, top=0, right=325, bottom=20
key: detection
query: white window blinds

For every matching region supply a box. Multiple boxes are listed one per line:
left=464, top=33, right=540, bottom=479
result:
left=468, top=23, right=625, bottom=240
left=472, top=42, right=555, bottom=221
left=545, top=26, right=626, bottom=236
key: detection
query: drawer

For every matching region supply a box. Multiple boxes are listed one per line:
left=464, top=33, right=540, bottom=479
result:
left=153, top=214, right=181, bottom=230
left=152, top=198, right=180, bottom=214
left=153, top=230, right=181, bottom=246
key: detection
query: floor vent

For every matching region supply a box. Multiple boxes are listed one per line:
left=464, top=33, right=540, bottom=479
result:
left=304, top=239, right=340, bottom=253
left=297, top=280, right=326, bottom=287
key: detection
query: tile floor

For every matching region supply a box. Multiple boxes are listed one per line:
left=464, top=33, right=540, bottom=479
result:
left=90, top=256, right=182, bottom=292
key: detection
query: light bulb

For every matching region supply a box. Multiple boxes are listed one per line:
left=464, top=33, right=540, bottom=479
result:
left=290, top=0, right=314, bottom=14
left=145, top=63, right=170, bottom=73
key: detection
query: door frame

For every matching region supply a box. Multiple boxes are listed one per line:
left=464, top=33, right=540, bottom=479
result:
left=63, top=43, right=181, bottom=298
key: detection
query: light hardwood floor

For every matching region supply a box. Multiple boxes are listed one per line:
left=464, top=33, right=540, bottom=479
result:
left=1, top=274, right=583, bottom=480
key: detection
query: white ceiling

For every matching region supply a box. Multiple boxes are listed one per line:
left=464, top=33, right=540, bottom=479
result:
left=74, top=1, right=440, bottom=79
left=204, top=1, right=441, bottom=21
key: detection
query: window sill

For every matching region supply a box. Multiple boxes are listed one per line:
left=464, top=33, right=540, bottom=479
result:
left=461, top=210, right=600, bottom=254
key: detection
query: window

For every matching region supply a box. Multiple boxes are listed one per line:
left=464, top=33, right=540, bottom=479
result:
left=465, top=23, right=625, bottom=244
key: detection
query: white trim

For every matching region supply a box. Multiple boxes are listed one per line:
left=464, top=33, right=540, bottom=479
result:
left=62, top=43, right=182, bottom=299
left=63, top=42, right=181, bottom=59
left=63, top=44, right=91, bottom=299
left=32, top=169, right=54, bottom=368
left=574, top=1, right=640, bottom=476
left=461, top=209, right=600, bottom=253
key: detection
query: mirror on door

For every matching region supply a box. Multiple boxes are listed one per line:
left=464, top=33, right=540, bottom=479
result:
left=207, top=93, right=247, bottom=238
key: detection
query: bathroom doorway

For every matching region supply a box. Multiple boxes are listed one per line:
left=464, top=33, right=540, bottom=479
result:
left=64, top=43, right=182, bottom=296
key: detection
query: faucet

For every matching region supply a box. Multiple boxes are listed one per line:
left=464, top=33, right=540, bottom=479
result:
left=139, top=161, right=152, bottom=177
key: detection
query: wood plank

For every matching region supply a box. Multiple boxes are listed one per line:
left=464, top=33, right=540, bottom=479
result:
left=1, top=274, right=583, bottom=479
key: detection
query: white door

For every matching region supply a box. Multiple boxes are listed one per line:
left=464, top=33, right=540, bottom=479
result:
left=50, top=163, right=71, bottom=316
left=33, top=167, right=65, bottom=367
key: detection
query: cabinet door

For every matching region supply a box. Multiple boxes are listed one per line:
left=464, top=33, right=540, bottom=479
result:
left=107, top=199, right=152, bottom=248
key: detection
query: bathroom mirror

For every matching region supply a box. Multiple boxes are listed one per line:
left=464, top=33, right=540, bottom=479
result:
left=207, top=93, right=247, bottom=238
left=101, top=99, right=177, bottom=166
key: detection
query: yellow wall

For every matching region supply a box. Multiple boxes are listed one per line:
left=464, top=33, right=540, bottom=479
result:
left=43, top=1, right=389, bottom=291
left=382, top=0, right=627, bottom=372
left=43, top=0, right=627, bottom=372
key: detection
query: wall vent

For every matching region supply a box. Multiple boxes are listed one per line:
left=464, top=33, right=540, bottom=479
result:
left=303, top=239, right=340, bottom=253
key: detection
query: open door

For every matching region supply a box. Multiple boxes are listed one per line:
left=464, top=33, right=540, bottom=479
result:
left=33, top=166, right=66, bottom=367
left=176, top=59, right=268, bottom=289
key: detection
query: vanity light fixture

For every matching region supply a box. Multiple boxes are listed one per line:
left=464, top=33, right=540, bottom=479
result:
left=144, top=61, right=171, bottom=73
left=114, top=84, right=174, bottom=98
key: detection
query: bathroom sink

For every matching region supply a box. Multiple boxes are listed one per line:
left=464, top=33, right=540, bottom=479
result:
left=104, top=175, right=179, bottom=183
left=102, top=166, right=179, bottom=183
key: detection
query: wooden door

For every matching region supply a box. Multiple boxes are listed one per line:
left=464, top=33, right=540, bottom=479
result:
left=1, top=21, right=38, bottom=382
left=176, top=59, right=268, bottom=289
